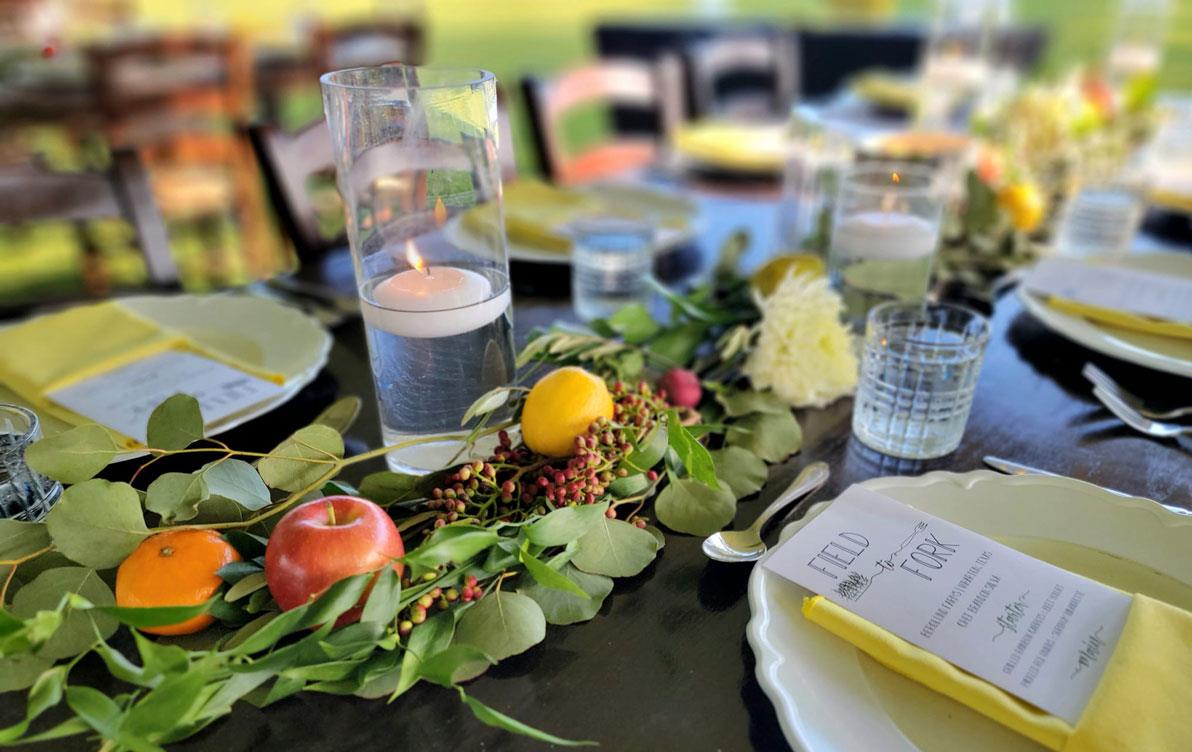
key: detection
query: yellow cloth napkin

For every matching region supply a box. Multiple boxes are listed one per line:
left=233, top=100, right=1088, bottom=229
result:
left=671, top=121, right=788, bottom=173
left=461, top=179, right=596, bottom=253
left=0, top=301, right=283, bottom=446
left=803, top=593, right=1192, bottom=751
left=1045, top=296, right=1192, bottom=341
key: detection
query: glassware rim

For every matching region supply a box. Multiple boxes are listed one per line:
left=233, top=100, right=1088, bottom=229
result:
left=841, top=162, right=940, bottom=198
left=320, top=64, right=496, bottom=92
left=0, top=403, right=39, bottom=445
left=866, top=301, right=991, bottom=349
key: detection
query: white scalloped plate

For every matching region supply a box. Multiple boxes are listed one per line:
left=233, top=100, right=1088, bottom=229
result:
left=747, top=470, right=1192, bottom=752
left=1017, top=253, right=1192, bottom=378
left=0, top=294, right=332, bottom=456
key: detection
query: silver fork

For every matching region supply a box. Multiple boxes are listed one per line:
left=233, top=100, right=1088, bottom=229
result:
left=1092, top=385, right=1192, bottom=447
left=1082, top=362, right=1192, bottom=421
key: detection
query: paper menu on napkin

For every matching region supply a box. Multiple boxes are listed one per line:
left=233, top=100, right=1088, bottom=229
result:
left=763, top=487, right=1132, bottom=725
left=46, top=350, right=285, bottom=444
left=1023, top=257, right=1192, bottom=325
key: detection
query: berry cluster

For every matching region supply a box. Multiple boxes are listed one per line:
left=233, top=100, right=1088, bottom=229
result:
left=424, top=381, right=670, bottom=530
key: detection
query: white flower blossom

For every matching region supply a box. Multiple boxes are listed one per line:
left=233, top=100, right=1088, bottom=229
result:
left=743, top=272, right=858, bottom=408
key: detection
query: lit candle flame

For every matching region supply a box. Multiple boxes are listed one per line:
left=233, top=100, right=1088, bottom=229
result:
left=882, top=172, right=900, bottom=213
left=891, top=172, right=901, bottom=184
left=405, top=240, right=429, bottom=276
left=433, top=196, right=447, bottom=227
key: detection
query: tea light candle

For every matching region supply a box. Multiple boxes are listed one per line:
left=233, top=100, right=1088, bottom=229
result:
left=362, top=241, right=510, bottom=338
left=831, top=211, right=938, bottom=261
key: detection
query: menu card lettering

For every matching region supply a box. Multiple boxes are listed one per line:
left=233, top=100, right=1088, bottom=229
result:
left=764, top=486, right=1132, bottom=724
left=47, top=350, right=285, bottom=443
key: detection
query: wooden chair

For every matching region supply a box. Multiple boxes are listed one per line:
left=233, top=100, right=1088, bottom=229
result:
left=85, top=32, right=278, bottom=279
left=521, top=58, right=682, bottom=185
left=0, top=151, right=177, bottom=288
left=312, top=20, right=425, bottom=75
left=685, top=32, right=799, bottom=119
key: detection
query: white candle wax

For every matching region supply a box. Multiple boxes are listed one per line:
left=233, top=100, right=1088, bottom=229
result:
left=363, top=266, right=510, bottom=339
left=831, top=211, right=938, bottom=262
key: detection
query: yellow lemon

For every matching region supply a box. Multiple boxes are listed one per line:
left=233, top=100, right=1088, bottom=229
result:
left=751, top=254, right=826, bottom=297
left=997, top=183, right=1046, bottom=233
left=521, top=367, right=614, bottom=457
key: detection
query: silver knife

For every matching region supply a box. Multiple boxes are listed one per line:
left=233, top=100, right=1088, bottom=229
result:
left=982, top=455, right=1191, bottom=516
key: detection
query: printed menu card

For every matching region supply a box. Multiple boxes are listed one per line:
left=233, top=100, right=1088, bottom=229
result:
left=1023, top=257, right=1192, bottom=325
left=47, top=350, right=285, bottom=444
left=763, top=486, right=1133, bottom=724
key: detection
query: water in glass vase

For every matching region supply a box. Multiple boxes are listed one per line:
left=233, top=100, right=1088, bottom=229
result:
left=828, top=211, right=939, bottom=328
left=360, top=269, right=516, bottom=474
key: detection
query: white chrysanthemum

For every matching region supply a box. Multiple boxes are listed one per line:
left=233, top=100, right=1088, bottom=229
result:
left=743, top=272, right=858, bottom=408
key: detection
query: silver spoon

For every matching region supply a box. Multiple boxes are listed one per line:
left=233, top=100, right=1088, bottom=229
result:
left=702, top=461, right=830, bottom=563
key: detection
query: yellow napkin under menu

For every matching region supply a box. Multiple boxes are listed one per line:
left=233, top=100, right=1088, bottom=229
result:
left=0, top=301, right=283, bottom=446
left=803, top=593, right=1192, bottom=751
left=1045, top=297, right=1192, bottom=342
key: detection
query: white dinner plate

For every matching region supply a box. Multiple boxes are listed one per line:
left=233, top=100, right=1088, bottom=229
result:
left=0, top=293, right=332, bottom=456
left=1017, top=252, right=1192, bottom=379
left=747, top=470, right=1192, bottom=752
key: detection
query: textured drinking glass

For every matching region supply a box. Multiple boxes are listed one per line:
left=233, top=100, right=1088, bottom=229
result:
left=570, top=218, right=653, bottom=322
left=852, top=302, right=990, bottom=460
left=1053, top=184, right=1146, bottom=259
left=322, top=65, right=516, bottom=474
left=0, top=405, right=62, bottom=521
left=828, top=163, right=944, bottom=330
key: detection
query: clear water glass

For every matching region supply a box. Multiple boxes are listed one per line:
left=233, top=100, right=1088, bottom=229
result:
left=570, top=218, right=653, bottom=322
left=1053, top=185, right=1146, bottom=258
left=322, top=65, right=516, bottom=474
left=776, top=106, right=853, bottom=257
left=852, top=302, right=990, bottom=460
left=0, top=405, right=62, bottom=521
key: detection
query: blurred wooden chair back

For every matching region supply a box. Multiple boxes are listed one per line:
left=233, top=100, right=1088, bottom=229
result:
left=521, top=57, right=681, bottom=184
left=312, top=20, right=424, bottom=74
left=685, top=32, right=798, bottom=119
left=0, top=151, right=176, bottom=285
left=247, top=120, right=339, bottom=264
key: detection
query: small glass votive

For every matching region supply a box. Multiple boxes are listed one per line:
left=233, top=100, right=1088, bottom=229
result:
left=0, top=405, right=62, bottom=521
left=570, top=217, right=654, bottom=322
left=828, top=163, right=945, bottom=330
left=1053, top=179, right=1147, bottom=259
left=852, top=302, right=990, bottom=460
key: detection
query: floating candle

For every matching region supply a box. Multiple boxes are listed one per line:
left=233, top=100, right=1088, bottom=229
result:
left=831, top=211, right=939, bottom=262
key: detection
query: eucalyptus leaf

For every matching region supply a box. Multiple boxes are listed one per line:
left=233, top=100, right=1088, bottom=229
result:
left=45, top=480, right=148, bottom=569
left=715, top=388, right=790, bottom=417
left=654, top=478, right=736, bottom=536
left=459, top=689, right=595, bottom=747
left=24, top=424, right=120, bottom=484
left=202, top=459, right=272, bottom=511
left=620, top=423, right=667, bottom=474
left=607, top=473, right=649, bottom=498
left=726, top=411, right=803, bottom=463
left=648, top=322, right=707, bottom=366
left=144, top=472, right=208, bottom=524
left=146, top=394, right=204, bottom=450
left=417, top=645, right=493, bottom=686
left=313, top=396, right=363, bottom=434
left=0, top=654, right=53, bottom=693
left=606, top=303, right=660, bottom=344
left=454, top=589, right=545, bottom=662
left=518, top=563, right=612, bottom=626
left=403, top=525, right=499, bottom=568
left=460, top=386, right=513, bottom=425
left=258, top=425, right=344, bottom=492
left=571, top=516, right=659, bottom=578
left=517, top=548, right=587, bottom=598
left=11, top=567, right=116, bottom=660
left=523, top=502, right=607, bottom=548
left=665, top=411, right=718, bottom=489
left=0, top=520, right=51, bottom=561
left=710, top=446, right=769, bottom=499
left=644, top=525, right=666, bottom=550
left=358, top=471, right=423, bottom=505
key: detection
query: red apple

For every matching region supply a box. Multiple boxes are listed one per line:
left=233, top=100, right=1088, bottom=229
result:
left=264, top=495, right=404, bottom=626
left=658, top=368, right=702, bottom=409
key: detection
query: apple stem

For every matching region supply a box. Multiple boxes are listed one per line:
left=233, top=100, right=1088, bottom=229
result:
left=325, top=501, right=337, bottom=527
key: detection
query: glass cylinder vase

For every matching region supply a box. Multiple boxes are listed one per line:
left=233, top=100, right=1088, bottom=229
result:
left=322, top=65, right=515, bottom=474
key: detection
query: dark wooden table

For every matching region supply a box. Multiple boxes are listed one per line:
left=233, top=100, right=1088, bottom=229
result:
left=6, top=190, right=1189, bottom=752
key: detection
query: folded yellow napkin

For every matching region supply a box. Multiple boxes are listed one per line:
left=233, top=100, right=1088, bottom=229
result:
left=803, top=593, right=1192, bottom=751
left=461, top=179, right=595, bottom=253
left=1045, top=296, right=1192, bottom=342
left=671, top=121, right=788, bottom=173
left=0, top=301, right=283, bottom=446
